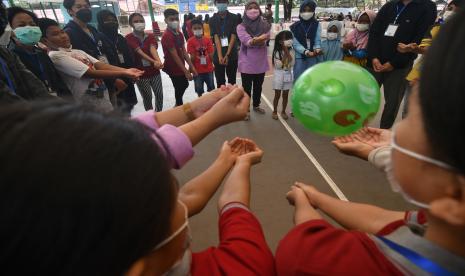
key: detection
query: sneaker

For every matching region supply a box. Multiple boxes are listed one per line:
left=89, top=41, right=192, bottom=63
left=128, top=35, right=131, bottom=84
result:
left=281, top=112, right=289, bottom=120
left=272, top=112, right=278, bottom=120
left=253, top=106, right=266, bottom=114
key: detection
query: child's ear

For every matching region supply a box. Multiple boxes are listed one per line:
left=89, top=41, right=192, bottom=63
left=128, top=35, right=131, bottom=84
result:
left=430, top=175, right=465, bottom=226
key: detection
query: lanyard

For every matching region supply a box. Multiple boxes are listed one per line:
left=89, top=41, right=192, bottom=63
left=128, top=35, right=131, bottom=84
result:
left=220, top=16, right=228, bottom=37
left=0, top=56, right=16, bottom=94
left=394, top=3, right=408, bottom=24
left=28, top=53, right=48, bottom=87
left=196, top=37, right=206, bottom=56
left=300, top=23, right=313, bottom=39
left=376, top=236, right=456, bottom=276
left=86, top=31, right=104, bottom=56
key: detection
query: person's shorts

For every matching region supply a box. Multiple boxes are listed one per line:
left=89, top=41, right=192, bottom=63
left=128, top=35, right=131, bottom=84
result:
left=273, top=69, right=293, bottom=91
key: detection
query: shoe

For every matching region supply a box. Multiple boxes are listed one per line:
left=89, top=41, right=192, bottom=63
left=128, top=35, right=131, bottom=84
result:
left=272, top=112, right=278, bottom=120
left=281, top=112, right=289, bottom=120
left=244, top=113, right=250, bottom=121
left=253, top=106, right=266, bottom=114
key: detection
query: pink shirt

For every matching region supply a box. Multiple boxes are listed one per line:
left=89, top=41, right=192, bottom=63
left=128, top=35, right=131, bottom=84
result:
left=134, top=111, right=194, bottom=169
left=236, top=24, right=270, bottom=74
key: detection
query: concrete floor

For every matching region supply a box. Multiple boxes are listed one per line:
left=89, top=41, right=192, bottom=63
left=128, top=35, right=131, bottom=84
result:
left=131, top=45, right=413, bottom=253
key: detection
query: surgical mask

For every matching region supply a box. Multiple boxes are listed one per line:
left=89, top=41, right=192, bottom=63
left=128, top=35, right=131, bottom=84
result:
left=168, top=21, right=180, bottom=30
left=0, top=24, right=12, bottom=47
left=76, top=8, right=92, bottom=23
left=443, top=10, right=454, bottom=21
left=155, top=200, right=192, bottom=276
left=327, top=32, right=338, bottom=40
left=193, top=29, right=203, bottom=37
left=300, top=12, right=314, bottom=21
left=133, top=22, right=145, bottom=32
left=356, top=23, right=369, bottom=32
left=246, top=9, right=260, bottom=20
left=216, top=3, right=228, bottom=12
left=384, top=127, right=454, bottom=209
left=14, top=26, right=42, bottom=45
left=283, top=39, right=293, bottom=47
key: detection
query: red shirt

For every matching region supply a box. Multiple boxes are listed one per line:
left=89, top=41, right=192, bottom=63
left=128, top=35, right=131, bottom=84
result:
left=125, top=33, right=160, bottom=78
left=191, top=207, right=276, bottom=276
left=161, top=28, right=186, bottom=76
left=275, top=219, right=407, bottom=275
left=187, top=36, right=214, bottom=74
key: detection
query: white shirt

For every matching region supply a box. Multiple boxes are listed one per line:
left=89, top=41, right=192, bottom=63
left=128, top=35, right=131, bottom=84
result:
left=49, top=49, right=113, bottom=112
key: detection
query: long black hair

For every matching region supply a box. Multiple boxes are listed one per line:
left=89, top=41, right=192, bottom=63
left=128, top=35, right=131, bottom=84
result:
left=272, top=30, right=293, bottom=65
left=419, top=9, right=465, bottom=174
left=0, top=101, right=175, bottom=275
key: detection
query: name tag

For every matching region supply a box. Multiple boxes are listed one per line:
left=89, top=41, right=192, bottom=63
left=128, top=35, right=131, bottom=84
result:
left=118, top=53, right=125, bottom=64
left=283, top=72, right=293, bottom=82
left=306, top=38, right=311, bottom=49
left=384, top=24, right=399, bottom=37
left=200, top=56, right=207, bottom=65
left=221, top=37, right=229, bottom=47
left=142, top=59, right=151, bottom=67
left=98, top=55, right=109, bottom=64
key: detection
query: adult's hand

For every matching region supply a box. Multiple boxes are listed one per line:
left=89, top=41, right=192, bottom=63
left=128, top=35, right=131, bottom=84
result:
left=397, top=43, right=410, bottom=53
left=123, top=68, right=144, bottom=79
left=372, top=58, right=383, bottom=72
left=380, top=62, right=394, bottom=72
left=205, top=86, right=250, bottom=126
left=190, top=84, right=237, bottom=118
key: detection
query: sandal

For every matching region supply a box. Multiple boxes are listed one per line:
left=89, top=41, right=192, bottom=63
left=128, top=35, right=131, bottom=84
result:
left=281, top=112, right=289, bottom=120
left=253, top=106, right=266, bottom=114
left=272, top=112, right=278, bottom=120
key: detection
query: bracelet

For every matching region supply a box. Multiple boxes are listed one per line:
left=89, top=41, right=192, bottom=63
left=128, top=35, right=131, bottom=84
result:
left=182, top=103, right=196, bottom=122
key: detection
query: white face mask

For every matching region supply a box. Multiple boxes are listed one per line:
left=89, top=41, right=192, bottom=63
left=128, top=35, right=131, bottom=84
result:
left=327, top=32, right=338, bottom=40
left=443, top=10, right=454, bottom=21
left=300, top=12, right=314, bottom=21
left=155, top=200, right=192, bottom=276
left=168, top=21, right=180, bottom=30
left=356, top=23, right=369, bottom=32
left=0, top=24, right=12, bottom=47
left=385, top=127, right=455, bottom=209
left=193, top=29, right=203, bottom=37
left=283, top=39, right=293, bottom=47
left=133, top=22, right=145, bottom=32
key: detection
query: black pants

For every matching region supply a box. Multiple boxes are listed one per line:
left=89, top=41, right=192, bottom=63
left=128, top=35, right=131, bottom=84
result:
left=169, top=75, right=189, bottom=106
left=214, top=59, right=238, bottom=87
left=369, top=66, right=411, bottom=129
left=241, top=73, right=265, bottom=107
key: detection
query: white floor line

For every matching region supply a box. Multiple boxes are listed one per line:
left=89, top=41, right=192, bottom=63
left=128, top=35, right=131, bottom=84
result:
left=261, top=94, right=349, bottom=201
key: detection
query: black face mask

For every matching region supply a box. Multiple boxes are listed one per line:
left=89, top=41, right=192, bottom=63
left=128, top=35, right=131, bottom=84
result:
left=76, top=8, right=92, bottom=23
left=102, top=22, right=119, bottom=37
left=0, top=2, right=7, bottom=37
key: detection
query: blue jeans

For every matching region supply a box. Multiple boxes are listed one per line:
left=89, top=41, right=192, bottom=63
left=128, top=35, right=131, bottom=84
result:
left=194, top=72, right=215, bottom=96
left=293, top=57, right=318, bottom=82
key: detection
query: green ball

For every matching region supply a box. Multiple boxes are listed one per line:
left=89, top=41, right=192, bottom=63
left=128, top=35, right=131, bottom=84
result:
left=291, top=61, right=380, bottom=136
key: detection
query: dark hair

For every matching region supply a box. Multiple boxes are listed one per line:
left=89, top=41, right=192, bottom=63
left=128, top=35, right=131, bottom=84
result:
left=272, top=30, right=293, bottom=65
left=237, top=13, right=242, bottom=23
left=164, top=8, right=179, bottom=18
left=128, top=12, right=143, bottom=27
left=187, top=12, right=195, bottom=20
left=7, top=7, right=38, bottom=26
left=419, top=9, right=465, bottom=174
left=37, top=17, right=59, bottom=38
left=190, top=18, right=202, bottom=28
left=450, top=0, right=464, bottom=7
left=63, top=0, right=90, bottom=11
left=205, top=13, right=210, bottom=23
left=0, top=101, right=175, bottom=275
left=96, top=9, right=117, bottom=32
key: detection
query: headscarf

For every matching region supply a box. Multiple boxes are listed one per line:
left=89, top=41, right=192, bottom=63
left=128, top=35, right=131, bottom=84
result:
left=290, top=0, right=318, bottom=51
left=97, top=10, right=119, bottom=41
left=344, top=10, right=376, bottom=50
left=321, top=21, right=343, bottom=61
left=241, top=0, right=271, bottom=37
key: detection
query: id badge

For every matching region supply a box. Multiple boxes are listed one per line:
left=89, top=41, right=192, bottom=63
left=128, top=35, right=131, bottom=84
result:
left=283, top=72, right=293, bottom=83
left=118, top=53, right=125, bottom=64
left=384, top=24, right=399, bottom=37
left=221, top=37, right=229, bottom=47
left=200, top=56, right=207, bottom=65
left=98, top=55, right=109, bottom=64
left=306, top=38, right=311, bottom=49
left=142, top=59, right=151, bottom=67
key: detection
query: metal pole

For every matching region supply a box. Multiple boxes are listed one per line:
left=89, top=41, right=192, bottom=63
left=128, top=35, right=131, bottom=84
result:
left=50, top=2, right=59, bottom=21
left=147, top=0, right=155, bottom=22
left=274, top=0, right=279, bottom=23
left=39, top=2, right=47, bottom=17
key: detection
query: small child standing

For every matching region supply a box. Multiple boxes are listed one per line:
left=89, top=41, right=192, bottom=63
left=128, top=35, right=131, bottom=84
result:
left=272, top=30, right=295, bottom=120
left=187, top=19, right=215, bottom=97
left=320, top=21, right=343, bottom=62
left=342, top=11, right=376, bottom=67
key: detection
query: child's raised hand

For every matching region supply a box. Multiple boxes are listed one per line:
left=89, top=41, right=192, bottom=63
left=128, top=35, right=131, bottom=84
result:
left=236, top=139, right=263, bottom=166
left=217, top=138, right=241, bottom=166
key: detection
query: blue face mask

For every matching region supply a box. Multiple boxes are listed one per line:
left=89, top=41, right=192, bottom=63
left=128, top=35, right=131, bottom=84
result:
left=14, top=26, right=42, bottom=45
left=217, top=3, right=228, bottom=12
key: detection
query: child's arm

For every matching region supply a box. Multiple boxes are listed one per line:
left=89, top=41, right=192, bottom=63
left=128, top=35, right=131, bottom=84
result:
left=218, top=139, right=263, bottom=211
left=182, top=46, right=197, bottom=76
left=135, top=48, right=157, bottom=64
left=286, top=185, right=322, bottom=225
left=149, top=45, right=163, bottom=67
left=167, top=47, right=190, bottom=78
left=179, top=139, right=240, bottom=217
left=213, top=34, right=224, bottom=64
left=295, top=183, right=405, bottom=234
left=84, top=63, right=143, bottom=80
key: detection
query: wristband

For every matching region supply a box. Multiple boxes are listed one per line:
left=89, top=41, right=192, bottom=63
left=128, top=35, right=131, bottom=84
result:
left=182, top=103, right=196, bottom=122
